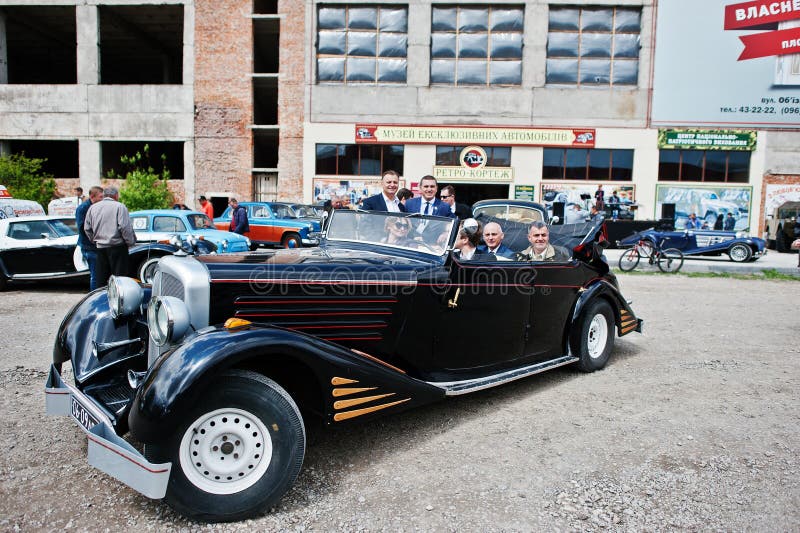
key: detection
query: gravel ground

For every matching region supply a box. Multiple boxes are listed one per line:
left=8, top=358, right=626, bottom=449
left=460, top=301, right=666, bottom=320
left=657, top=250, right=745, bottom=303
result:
left=1, top=274, right=798, bottom=531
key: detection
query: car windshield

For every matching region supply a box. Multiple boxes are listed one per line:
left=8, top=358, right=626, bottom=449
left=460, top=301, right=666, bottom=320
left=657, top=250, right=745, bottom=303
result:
left=187, top=214, right=214, bottom=229
left=473, top=205, right=545, bottom=224
left=8, top=219, right=75, bottom=239
left=326, top=210, right=455, bottom=256
left=292, top=205, right=319, bottom=218
left=52, top=218, right=78, bottom=237
left=269, top=204, right=294, bottom=218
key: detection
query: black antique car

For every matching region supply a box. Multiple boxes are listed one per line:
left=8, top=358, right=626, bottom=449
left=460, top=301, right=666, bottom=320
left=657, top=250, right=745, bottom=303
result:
left=45, top=209, right=642, bottom=522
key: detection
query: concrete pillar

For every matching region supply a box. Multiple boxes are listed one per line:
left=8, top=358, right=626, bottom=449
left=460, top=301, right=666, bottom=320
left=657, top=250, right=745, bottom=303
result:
left=0, top=10, right=8, bottom=84
left=76, top=5, right=98, bottom=85
left=184, top=140, right=195, bottom=205
left=183, top=3, right=194, bottom=85
left=79, top=139, right=101, bottom=188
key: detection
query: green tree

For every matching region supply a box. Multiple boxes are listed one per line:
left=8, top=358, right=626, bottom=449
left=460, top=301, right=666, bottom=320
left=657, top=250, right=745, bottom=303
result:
left=112, top=144, right=174, bottom=211
left=0, top=153, right=57, bottom=209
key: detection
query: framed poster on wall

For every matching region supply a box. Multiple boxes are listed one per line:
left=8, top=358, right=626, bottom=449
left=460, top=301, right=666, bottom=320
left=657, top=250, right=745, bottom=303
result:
left=655, top=184, right=753, bottom=230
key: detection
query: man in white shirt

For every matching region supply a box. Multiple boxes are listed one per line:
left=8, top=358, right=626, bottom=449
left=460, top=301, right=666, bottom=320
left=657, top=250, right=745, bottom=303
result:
left=361, top=170, right=406, bottom=212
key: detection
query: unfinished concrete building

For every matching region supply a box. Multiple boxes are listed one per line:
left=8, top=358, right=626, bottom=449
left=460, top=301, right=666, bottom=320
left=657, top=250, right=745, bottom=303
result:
left=0, top=0, right=304, bottom=215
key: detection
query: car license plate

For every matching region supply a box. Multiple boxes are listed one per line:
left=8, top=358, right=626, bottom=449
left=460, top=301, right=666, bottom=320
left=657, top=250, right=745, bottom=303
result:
left=71, top=395, right=99, bottom=431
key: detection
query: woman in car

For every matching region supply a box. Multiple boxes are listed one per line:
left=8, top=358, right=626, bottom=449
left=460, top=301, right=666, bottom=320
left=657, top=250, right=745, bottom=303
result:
left=381, top=217, right=415, bottom=246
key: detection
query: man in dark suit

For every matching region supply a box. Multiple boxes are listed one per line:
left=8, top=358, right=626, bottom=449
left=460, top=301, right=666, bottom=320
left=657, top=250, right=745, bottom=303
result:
left=405, top=175, right=453, bottom=218
left=477, top=221, right=515, bottom=259
left=439, top=185, right=472, bottom=219
left=360, top=170, right=406, bottom=212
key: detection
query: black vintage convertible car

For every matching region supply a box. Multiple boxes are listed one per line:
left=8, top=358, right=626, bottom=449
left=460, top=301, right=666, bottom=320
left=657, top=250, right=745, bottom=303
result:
left=45, top=209, right=642, bottom=522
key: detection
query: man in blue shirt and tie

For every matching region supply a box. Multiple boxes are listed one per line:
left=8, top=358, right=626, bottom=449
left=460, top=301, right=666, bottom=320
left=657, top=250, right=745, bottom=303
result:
left=405, top=175, right=453, bottom=218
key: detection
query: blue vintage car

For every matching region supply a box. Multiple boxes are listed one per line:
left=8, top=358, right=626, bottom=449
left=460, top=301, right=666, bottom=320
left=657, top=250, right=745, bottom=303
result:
left=214, top=201, right=320, bottom=248
left=618, top=227, right=766, bottom=262
left=130, top=210, right=251, bottom=253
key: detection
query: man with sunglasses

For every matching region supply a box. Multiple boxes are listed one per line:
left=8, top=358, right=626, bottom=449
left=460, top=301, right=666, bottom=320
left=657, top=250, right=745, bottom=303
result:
left=517, top=221, right=570, bottom=262
left=439, top=185, right=472, bottom=219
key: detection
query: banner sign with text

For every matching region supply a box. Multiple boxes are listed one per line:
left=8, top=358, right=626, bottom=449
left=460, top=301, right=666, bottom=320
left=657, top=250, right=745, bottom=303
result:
left=514, top=185, right=535, bottom=201
left=658, top=130, right=757, bottom=150
left=652, top=0, right=800, bottom=128
left=355, top=125, right=595, bottom=147
left=432, top=166, right=514, bottom=182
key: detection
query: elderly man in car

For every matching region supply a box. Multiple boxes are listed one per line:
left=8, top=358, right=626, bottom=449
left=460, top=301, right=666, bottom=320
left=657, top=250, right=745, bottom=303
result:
left=476, top=221, right=515, bottom=259
left=517, top=221, right=571, bottom=262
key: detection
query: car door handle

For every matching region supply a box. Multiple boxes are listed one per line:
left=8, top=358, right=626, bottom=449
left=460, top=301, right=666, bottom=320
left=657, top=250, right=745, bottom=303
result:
left=447, top=287, right=461, bottom=308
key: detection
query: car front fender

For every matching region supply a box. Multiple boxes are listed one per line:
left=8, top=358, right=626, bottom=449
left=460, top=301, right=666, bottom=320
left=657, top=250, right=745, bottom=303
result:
left=129, top=325, right=445, bottom=443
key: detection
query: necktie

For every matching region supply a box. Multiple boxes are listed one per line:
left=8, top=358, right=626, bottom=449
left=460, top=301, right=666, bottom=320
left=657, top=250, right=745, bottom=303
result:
left=424, top=202, right=430, bottom=215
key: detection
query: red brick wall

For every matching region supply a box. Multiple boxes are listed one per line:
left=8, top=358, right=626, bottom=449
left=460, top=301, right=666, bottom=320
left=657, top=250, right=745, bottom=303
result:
left=194, top=0, right=253, bottom=201
left=278, top=0, right=306, bottom=202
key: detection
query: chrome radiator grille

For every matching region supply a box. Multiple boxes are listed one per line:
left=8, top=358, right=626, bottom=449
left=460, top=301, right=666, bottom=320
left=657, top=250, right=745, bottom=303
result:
left=146, top=256, right=210, bottom=365
left=160, top=272, right=184, bottom=299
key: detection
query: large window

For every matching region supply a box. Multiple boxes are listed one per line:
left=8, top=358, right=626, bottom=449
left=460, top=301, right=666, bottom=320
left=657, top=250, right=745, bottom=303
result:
left=543, top=148, right=633, bottom=180
left=316, top=5, right=408, bottom=84
left=435, top=146, right=511, bottom=166
left=430, top=5, right=523, bottom=86
left=316, top=144, right=404, bottom=175
left=546, top=6, right=640, bottom=86
left=658, top=150, right=750, bottom=183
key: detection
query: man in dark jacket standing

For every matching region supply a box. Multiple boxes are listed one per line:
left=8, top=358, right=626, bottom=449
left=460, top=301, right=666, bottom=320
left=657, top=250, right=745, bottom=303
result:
left=84, top=187, right=136, bottom=287
left=74, top=186, right=103, bottom=290
left=361, top=170, right=406, bottom=212
left=440, top=185, right=472, bottom=219
left=228, top=198, right=250, bottom=235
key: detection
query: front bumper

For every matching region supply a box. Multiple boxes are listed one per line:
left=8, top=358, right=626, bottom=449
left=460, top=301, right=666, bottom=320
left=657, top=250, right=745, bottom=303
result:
left=303, top=236, right=320, bottom=245
left=44, top=365, right=171, bottom=499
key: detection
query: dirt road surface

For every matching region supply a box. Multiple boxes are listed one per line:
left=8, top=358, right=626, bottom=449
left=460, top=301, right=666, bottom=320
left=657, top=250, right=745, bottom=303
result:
left=1, top=275, right=798, bottom=531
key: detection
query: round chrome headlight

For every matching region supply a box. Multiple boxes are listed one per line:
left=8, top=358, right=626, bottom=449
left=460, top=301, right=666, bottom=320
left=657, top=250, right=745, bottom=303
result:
left=108, top=276, right=144, bottom=319
left=147, top=296, right=191, bottom=346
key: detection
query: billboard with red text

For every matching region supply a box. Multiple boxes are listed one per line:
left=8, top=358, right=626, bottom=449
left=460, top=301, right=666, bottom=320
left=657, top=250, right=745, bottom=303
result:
left=652, top=0, right=800, bottom=128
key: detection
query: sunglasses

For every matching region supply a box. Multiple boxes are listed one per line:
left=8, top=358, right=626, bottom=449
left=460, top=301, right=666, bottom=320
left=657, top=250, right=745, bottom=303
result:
left=440, top=195, right=451, bottom=199
left=394, top=221, right=410, bottom=229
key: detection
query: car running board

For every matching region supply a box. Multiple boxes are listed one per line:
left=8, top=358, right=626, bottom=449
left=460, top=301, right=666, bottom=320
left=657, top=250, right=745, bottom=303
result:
left=428, top=355, right=579, bottom=396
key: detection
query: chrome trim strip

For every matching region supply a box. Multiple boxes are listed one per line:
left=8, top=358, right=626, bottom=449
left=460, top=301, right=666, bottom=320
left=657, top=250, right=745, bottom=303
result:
left=11, top=271, right=87, bottom=280
left=45, top=365, right=171, bottom=499
left=427, top=356, right=579, bottom=396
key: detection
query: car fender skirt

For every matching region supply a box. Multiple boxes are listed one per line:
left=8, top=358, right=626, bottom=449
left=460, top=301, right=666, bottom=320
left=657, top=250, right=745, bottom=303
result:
left=129, top=326, right=446, bottom=442
left=571, top=280, right=642, bottom=337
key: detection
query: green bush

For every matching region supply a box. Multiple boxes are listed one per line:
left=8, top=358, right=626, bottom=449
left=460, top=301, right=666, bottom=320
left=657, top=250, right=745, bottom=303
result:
left=112, top=145, right=174, bottom=211
left=0, top=153, right=57, bottom=209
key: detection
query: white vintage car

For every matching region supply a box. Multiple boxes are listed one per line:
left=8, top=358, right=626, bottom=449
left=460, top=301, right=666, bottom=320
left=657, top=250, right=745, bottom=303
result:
left=0, top=215, right=87, bottom=290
